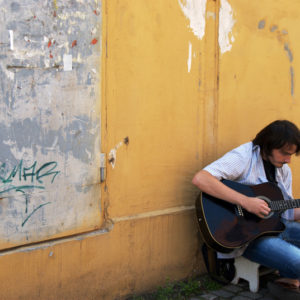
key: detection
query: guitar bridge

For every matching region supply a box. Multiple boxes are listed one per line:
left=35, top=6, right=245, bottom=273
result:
left=236, top=205, right=244, bottom=217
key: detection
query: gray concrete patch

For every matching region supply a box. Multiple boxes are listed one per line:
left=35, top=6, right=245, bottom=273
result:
left=239, top=291, right=263, bottom=299
left=212, top=289, right=235, bottom=298
left=224, top=284, right=244, bottom=293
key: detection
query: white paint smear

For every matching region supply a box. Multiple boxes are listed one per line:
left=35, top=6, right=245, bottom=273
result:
left=178, top=0, right=207, bottom=40
left=219, top=0, right=236, bottom=54
left=58, top=11, right=87, bottom=21
left=63, top=54, right=72, bottom=71
left=4, top=69, right=14, bottom=81
left=9, top=30, right=14, bottom=50
left=108, top=140, right=125, bottom=169
left=206, top=11, right=216, bottom=20
left=187, top=42, right=192, bottom=72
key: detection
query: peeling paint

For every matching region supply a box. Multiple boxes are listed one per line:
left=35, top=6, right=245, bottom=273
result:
left=178, top=0, right=207, bottom=40
left=219, top=0, right=236, bottom=54
left=187, top=42, right=192, bottom=73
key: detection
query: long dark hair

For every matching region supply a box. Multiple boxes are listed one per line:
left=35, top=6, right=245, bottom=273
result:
left=253, top=120, right=300, bottom=156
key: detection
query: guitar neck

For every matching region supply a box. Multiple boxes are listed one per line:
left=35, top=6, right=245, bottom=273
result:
left=270, top=199, right=300, bottom=211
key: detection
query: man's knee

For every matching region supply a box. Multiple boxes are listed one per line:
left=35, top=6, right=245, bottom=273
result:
left=280, top=221, right=300, bottom=247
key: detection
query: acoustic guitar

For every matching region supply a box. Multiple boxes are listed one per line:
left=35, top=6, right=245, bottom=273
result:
left=195, top=180, right=300, bottom=253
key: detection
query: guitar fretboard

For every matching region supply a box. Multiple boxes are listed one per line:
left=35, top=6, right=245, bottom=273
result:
left=269, top=199, right=300, bottom=211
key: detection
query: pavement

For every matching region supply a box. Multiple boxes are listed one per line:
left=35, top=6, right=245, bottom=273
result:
left=191, top=273, right=277, bottom=300
left=126, top=271, right=280, bottom=300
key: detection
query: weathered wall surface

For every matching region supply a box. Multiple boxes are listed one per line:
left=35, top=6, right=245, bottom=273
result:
left=0, top=1, right=205, bottom=299
left=0, top=1, right=102, bottom=249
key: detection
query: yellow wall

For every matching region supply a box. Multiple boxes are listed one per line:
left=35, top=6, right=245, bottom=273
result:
left=1, top=1, right=300, bottom=299
left=103, top=0, right=206, bottom=218
left=0, top=214, right=198, bottom=300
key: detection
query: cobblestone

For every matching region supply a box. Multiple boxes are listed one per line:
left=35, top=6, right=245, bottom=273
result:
left=187, top=273, right=277, bottom=300
left=127, top=273, right=278, bottom=300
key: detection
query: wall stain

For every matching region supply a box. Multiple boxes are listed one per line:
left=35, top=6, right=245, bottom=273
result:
left=258, top=19, right=265, bottom=29
left=91, top=38, right=98, bottom=45
left=270, top=25, right=278, bottom=32
left=290, top=66, right=294, bottom=97
left=284, top=43, right=293, bottom=62
left=258, top=20, right=295, bottom=97
left=71, top=40, right=77, bottom=48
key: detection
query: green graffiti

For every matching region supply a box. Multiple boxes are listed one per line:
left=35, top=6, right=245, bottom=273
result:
left=0, top=160, right=60, bottom=193
left=0, top=160, right=60, bottom=226
left=21, top=202, right=51, bottom=227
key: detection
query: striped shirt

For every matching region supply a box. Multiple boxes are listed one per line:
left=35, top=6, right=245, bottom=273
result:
left=203, top=142, right=294, bottom=258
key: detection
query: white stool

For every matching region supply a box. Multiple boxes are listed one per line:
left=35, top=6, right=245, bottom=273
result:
left=231, top=256, right=261, bottom=293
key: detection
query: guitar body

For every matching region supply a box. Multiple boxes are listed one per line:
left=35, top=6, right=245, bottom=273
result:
left=196, top=180, right=286, bottom=253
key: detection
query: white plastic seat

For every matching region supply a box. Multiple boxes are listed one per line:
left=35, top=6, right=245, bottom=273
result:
left=231, top=256, right=273, bottom=293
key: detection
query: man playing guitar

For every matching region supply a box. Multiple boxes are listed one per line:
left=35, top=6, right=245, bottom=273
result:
left=192, top=120, right=300, bottom=299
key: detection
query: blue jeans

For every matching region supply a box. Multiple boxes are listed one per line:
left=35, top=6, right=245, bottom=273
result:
left=243, top=219, right=300, bottom=279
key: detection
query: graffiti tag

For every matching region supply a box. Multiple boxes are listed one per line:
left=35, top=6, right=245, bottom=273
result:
left=0, top=160, right=60, bottom=226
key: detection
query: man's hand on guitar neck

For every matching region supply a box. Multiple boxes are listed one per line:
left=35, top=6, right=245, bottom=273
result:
left=192, top=170, right=271, bottom=218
